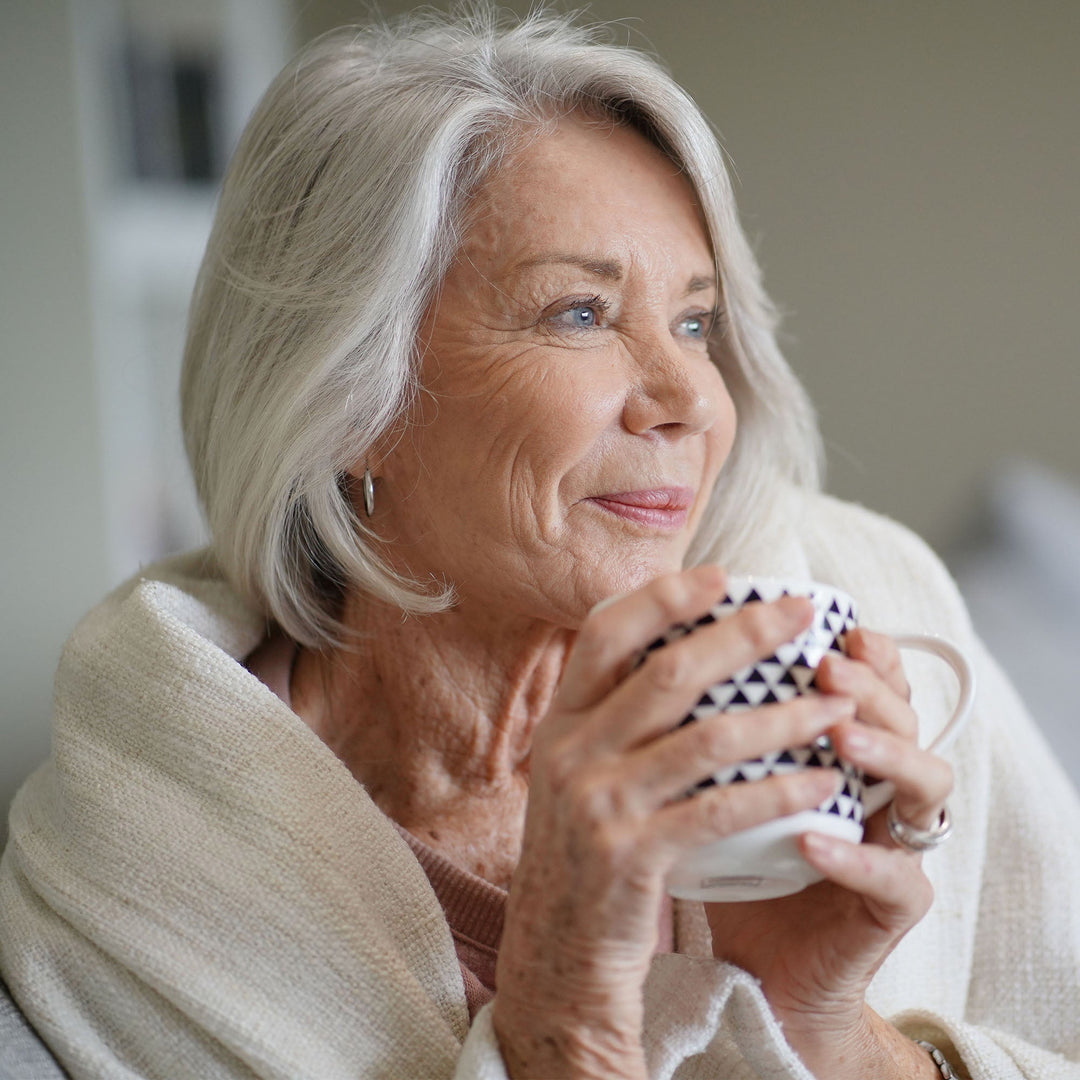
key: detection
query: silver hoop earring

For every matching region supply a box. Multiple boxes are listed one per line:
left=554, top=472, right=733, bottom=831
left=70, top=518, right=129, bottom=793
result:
left=362, top=468, right=375, bottom=518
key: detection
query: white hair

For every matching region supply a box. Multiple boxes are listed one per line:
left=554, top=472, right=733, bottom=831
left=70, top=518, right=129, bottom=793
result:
left=181, top=5, right=822, bottom=647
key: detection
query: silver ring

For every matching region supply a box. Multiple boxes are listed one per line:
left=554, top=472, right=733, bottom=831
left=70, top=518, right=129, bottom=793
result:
left=886, top=801, right=952, bottom=853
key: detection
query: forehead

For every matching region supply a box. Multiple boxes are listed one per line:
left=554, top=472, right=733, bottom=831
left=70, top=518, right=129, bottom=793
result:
left=458, top=113, right=714, bottom=276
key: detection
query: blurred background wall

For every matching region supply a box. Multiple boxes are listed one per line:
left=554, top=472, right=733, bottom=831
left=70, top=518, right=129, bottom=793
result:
left=3, top=0, right=1078, bottom=840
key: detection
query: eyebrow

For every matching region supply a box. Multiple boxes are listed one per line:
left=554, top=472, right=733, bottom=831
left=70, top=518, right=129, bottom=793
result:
left=515, top=254, right=717, bottom=296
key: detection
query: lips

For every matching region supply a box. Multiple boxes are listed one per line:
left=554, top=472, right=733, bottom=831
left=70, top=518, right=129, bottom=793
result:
left=588, top=487, right=695, bottom=530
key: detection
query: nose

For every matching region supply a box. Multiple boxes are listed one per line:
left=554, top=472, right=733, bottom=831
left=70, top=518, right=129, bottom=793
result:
left=621, top=331, right=725, bottom=439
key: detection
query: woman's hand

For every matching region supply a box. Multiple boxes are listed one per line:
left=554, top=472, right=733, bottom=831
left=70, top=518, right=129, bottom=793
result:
left=704, top=628, right=954, bottom=1080
left=492, top=565, right=856, bottom=1079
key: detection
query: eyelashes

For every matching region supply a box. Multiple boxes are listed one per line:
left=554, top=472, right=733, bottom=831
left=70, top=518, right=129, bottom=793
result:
left=548, top=295, right=611, bottom=330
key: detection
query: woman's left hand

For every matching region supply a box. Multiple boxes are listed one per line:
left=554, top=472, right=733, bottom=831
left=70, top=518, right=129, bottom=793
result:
left=704, top=628, right=953, bottom=1080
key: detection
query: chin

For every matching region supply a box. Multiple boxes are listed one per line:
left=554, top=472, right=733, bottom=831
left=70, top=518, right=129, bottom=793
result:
left=582, top=548, right=688, bottom=609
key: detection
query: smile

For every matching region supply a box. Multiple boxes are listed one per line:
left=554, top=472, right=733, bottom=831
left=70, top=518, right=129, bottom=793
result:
left=587, top=487, right=694, bottom=531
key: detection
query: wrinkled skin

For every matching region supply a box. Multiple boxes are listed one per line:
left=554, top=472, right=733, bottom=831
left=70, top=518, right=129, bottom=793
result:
left=292, top=114, right=950, bottom=1079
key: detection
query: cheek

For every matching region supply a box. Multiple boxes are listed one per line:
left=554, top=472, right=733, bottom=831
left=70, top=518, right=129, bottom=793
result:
left=688, top=359, right=739, bottom=488
left=711, top=384, right=738, bottom=465
left=382, top=370, right=590, bottom=526
left=460, top=360, right=620, bottom=472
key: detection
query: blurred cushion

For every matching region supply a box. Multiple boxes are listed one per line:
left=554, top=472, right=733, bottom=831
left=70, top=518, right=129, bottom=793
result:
left=0, top=976, right=68, bottom=1078
left=948, top=459, right=1080, bottom=790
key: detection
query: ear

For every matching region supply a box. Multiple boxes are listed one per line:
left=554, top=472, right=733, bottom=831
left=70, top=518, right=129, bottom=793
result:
left=344, top=439, right=390, bottom=483
left=344, top=459, right=372, bottom=483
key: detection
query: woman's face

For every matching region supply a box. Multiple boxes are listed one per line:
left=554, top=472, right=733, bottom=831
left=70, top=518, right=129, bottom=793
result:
left=366, top=113, right=737, bottom=626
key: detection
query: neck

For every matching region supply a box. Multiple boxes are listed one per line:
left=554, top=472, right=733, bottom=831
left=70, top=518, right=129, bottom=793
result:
left=291, top=593, right=575, bottom=887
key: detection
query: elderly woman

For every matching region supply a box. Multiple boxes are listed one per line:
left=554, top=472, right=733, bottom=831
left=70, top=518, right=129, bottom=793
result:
left=2, top=9, right=1078, bottom=1080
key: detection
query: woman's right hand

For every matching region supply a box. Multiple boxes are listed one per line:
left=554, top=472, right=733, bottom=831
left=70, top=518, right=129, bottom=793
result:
left=491, top=564, right=855, bottom=1079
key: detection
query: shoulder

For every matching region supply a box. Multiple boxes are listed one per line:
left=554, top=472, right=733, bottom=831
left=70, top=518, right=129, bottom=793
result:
left=53, top=549, right=269, bottom=729
left=65, top=548, right=265, bottom=668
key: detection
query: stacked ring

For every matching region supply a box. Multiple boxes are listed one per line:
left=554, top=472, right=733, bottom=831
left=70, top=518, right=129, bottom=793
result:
left=886, top=802, right=953, bottom=853
left=915, top=1038, right=958, bottom=1078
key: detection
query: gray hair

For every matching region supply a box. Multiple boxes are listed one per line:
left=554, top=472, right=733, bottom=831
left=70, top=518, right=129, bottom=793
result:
left=181, top=5, right=822, bottom=647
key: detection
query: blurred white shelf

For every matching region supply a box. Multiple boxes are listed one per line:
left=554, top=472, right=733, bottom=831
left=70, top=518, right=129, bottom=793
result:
left=98, top=183, right=216, bottom=290
left=71, top=0, right=292, bottom=583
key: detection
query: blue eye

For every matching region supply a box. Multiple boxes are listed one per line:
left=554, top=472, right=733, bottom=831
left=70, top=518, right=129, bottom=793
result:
left=568, top=304, right=599, bottom=327
left=679, top=311, right=714, bottom=339
left=550, top=294, right=610, bottom=331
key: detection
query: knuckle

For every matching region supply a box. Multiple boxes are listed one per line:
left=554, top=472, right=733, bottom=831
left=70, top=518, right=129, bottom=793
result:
left=848, top=657, right=901, bottom=712
left=576, top=779, right=616, bottom=822
left=891, top=856, right=935, bottom=920
left=696, top=789, right=739, bottom=837
left=739, top=604, right=783, bottom=654
left=879, top=698, right=918, bottom=742
left=564, top=769, right=632, bottom=828
left=883, top=656, right=912, bottom=703
left=776, top=773, right=818, bottom=816
left=855, top=630, right=912, bottom=700
left=843, top=656, right=874, bottom=687
left=895, top=707, right=919, bottom=741
left=696, top=714, right=742, bottom=764
left=650, top=572, right=694, bottom=621
left=788, top=696, right=829, bottom=735
left=645, top=646, right=692, bottom=693
left=855, top=628, right=889, bottom=662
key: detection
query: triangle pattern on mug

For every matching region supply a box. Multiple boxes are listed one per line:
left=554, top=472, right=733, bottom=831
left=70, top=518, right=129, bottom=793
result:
left=710, top=737, right=865, bottom=826
left=632, top=577, right=861, bottom=804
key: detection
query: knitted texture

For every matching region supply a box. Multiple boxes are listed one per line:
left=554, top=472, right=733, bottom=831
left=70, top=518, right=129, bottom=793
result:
left=1, top=490, right=1078, bottom=1079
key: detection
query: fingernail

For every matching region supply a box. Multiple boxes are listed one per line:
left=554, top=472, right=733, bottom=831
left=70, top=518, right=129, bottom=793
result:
left=844, top=728, right=879, bottom=761
left=821, top=696, right=856, bottom=720
left=803, top=831, right=845, bottom=864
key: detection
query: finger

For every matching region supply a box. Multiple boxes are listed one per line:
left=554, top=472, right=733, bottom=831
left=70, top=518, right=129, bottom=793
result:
left=557, top=565, right=728, bottom=714
left=815, top=653, right=918, bottom=741
left=799, top=832, right=934, bottom=933
left=653, top=768, right=844, bottom=852
left=629, top=695, right=856, bottom=807
left=845, top=628, right=911, bottom=702
left=831, top=724, right=953, bottom=830
left=833, top=725, right=954, bottom=825
left=588, top=594, right=814, bottom=750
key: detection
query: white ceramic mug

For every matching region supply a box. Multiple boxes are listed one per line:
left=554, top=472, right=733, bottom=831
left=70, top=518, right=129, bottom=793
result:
left=640, top=575, right=975, bottom=903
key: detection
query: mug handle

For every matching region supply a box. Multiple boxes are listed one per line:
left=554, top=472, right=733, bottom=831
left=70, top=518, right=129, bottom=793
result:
left=861, top=634, right=976, bottom=818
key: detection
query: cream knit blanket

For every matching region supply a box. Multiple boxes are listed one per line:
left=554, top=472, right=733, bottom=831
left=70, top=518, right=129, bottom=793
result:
left=2, top=490, right=1079, bottom=1079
